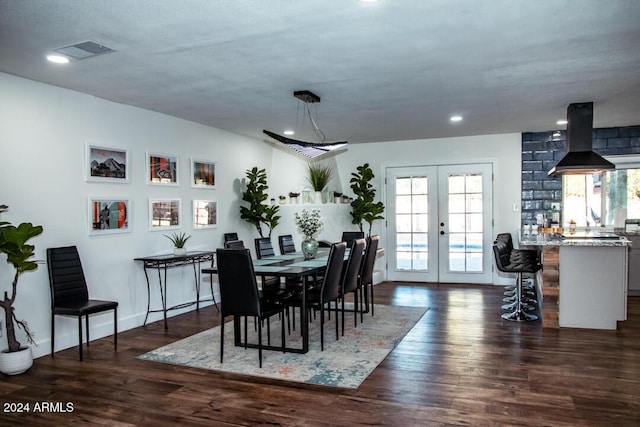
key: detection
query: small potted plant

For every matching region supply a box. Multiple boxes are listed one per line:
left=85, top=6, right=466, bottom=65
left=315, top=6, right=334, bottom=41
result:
left=278, top=195, right=287, bottom=205
left=0, top=204, right=44, bottom=375
left=164, top=231, right=191, bottom=255
left=288, top=192, right=300, bottom=204
left=333, top=191, right=343, bottom=204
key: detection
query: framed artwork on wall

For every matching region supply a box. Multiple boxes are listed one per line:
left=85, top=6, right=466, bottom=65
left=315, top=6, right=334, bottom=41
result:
left=149, top=198, right=181, bottom=230
left=191, top=159, right=216, bottom=188
left=86, top=143, right=129, bottom=183
left=88, top=198, right=130, bottom=235
left=147, top=152, right=178, bottom=185
left=193, top=200, right=217, bottom=229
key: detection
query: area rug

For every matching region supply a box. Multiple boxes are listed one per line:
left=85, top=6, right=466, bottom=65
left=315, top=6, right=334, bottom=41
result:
left=138, top=304, right=428, bottom=388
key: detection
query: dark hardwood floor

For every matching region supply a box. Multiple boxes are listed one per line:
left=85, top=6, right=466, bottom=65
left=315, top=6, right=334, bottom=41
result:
left=2, top=282, right=639, bottom=426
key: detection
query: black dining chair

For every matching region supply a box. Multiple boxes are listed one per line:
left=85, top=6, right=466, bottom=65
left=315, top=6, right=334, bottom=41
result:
left=288, top=242, right=346, bottom=350
left=224, top=240, right=245, bottom=249
left=341, top=231, right=365, bottom=248
left=254, top=237, right=276, bottom=259
left=46, top=246, right=118, bottom=361
left=358, top=235, right=379, bottom=317
left=278, top=234, right=296, bottom=255
left=217, top=248, right=286, bottom=367
left=223, top=232, right=239, bottom=243
left=340, top=238, right=366, bottom=335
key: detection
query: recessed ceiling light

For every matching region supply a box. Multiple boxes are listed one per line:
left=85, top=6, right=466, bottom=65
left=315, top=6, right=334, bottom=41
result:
left=450, top=115, right=463, bottom=122
left=283, top=130, right=295, bottom=136
left=557, top=119, right=568, bottom=125
left=46, top=54, right=69, bottom=64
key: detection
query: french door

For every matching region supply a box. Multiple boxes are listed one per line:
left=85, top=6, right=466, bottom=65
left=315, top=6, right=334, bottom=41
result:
left=386, top=163, right=493, bottom=284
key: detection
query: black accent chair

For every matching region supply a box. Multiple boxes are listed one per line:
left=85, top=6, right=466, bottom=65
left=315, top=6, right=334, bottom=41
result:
left=223, top=232, right=239, bottom=243
left=288, top=242, right=346, bottom=350
left=340, top=238, right=366, bottom=335
left=359, top=235, right=380, bottom=316
left=216, top=248, right=286, bottom=368
left=254, top=237, right=276, bottom=259
left=224, top=240, right=245, bottom=249
left=278, top=234, right=296, bottom=255
left=341, top=231, right=365, bottom=248
left=46, top=246, right=118, bottom=361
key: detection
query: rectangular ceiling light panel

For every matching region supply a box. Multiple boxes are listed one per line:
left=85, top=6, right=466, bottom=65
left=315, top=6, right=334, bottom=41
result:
left=54, top=41, right=115, bottom=60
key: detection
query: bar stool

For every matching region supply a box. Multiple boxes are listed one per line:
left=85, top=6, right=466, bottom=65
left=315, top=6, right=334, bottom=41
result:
left=492, top=241, right=541, bottom=322
left=494, top=233, right=539, bottom=310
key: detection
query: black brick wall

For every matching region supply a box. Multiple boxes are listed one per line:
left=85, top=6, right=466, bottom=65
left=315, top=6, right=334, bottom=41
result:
left=521, top=125, right=640, bottom=225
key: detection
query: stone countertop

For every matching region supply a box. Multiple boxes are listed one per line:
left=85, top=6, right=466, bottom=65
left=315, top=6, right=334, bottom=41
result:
left=520, top=233, right=631, bottom=247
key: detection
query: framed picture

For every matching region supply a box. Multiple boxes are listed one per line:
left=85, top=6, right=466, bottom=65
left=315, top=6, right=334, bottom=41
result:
left=193, top=200, right=217, bottom=229
left=147, top=152, right=178, bottom=185
left=149, top=199, right=181, bottom=230
left=89, top=198, right=130, bottom=235
left=86, top=143, right=129, bottom=183
left=191, top=159, right=216, bottom=188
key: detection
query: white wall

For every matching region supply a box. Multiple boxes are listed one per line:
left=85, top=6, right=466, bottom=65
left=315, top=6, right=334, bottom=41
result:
left=0, top=73, right=276, bottom=357
left=0, top=72, right=522, bottom=358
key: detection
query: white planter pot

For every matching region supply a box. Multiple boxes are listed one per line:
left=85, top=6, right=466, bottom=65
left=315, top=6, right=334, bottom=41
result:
left=314, top=191, right=323, bottom=204
left=174, top=248, right=187, bottom=256
left=0, top=346, right=33, bottom=375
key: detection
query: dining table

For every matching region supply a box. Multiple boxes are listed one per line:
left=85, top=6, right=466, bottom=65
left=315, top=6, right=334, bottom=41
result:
left=202, top=248, right=348, bottom=354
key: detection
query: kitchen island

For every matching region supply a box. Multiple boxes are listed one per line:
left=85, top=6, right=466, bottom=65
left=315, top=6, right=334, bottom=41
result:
left=520, top=232, right=630, bottom=330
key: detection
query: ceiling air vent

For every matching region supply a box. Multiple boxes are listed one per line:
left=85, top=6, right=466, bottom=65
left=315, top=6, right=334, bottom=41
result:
left=54, top=41, right=115, bottom=60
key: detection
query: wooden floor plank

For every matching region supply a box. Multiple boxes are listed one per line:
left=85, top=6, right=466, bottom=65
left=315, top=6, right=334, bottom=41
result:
left=2, top=282, right=639, bottom=426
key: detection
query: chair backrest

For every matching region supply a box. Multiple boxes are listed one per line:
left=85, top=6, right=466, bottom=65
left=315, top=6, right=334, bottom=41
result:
left=254, top=237, right=275, bottom=259
left=492, top=241, right=512, bottom=273
left=319, top=242, right=347, bottom=303
left=360, top=235, right=379, bottom=286
left=223, top=232, right=239, bottom=243
left=341, top=231, right=365, bottom=248
left=278, top=234, right=296, bottom=255
left=216, top=248, right=261, bottom=317
left=342, top=238, right=366, bottom=294
left=494, top=232, right=514, bottom=251
left=224, top=240, right=245, bottom=249
left=46, top=246, right=89, bottom=308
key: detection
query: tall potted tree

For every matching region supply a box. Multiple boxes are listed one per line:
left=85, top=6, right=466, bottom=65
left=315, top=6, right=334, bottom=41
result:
left=240, top=167, right=280, bottom=238
left=0, top=204, right=44, bottom=375
left=350, top=163, right=385, bottom=236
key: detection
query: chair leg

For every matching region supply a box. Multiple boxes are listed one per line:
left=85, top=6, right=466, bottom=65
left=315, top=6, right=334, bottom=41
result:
left=341, top=298, right=345, bottom=336
left=266, top=318, right=271, bottom=346
left=354, top=291, right=359, bottom=328
left=114, top=307, right=118, bottom=352
left=370, top=283, right=375, bottom=316
left=78, top=316, right=83, bottom=361
left=334, top=301, right=339, bottom=342
left=320, top=307, right=325, bottom=351
left=281, top=309, right=286, bottom=353
left=258, top=316, right=263, bottom=368
left=51, top=313, right=55, bottom=358
left=220, top=317, right=225, bottom=363
left=86, top=315, right=90, bottom=346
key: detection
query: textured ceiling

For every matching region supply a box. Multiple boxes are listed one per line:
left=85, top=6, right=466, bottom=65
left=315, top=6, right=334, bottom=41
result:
left=1, top=0, right=639, bottom=144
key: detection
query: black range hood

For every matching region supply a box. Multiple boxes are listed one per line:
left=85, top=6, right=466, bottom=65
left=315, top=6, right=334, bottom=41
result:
left=548, top=102, right=615, bottom=176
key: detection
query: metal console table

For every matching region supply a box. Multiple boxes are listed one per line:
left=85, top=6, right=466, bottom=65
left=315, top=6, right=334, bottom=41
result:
left=134, top=251, right=216, bottom=329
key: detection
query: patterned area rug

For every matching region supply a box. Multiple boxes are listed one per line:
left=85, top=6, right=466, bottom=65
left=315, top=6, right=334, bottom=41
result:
left=138, top=304, right=428, bottom=388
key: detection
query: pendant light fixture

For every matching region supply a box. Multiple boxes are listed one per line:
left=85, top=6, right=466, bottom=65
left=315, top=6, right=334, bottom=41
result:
left=263, top=90, right=348, bottom=159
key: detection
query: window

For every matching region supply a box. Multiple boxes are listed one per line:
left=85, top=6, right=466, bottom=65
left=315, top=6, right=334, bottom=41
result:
left=562, top=156, right=640, bottom=227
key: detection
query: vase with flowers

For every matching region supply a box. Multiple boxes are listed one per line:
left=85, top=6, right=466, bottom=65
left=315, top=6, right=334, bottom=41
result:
left=295, top=208, right=323, bottom=260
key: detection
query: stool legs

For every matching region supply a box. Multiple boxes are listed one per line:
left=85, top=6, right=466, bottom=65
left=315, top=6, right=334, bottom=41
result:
left=501, top=272, right=538, bottom=322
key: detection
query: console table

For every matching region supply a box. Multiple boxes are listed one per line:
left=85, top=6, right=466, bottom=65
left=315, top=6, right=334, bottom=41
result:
left=134, top=251, right=216, bottom=329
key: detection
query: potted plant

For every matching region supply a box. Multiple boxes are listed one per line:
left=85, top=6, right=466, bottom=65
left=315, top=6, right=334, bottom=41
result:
left=295, top=208, right=323, bottom=260
left=333, top=191, right=343, bottom=204
left=164, top=231, right=191, bottom=255
left=288, top=192, right=300, bottom=204
left=307, top=163, right=333, bottom=204
left=278, top=195, right=287, bottom=205
left=350, top=163, right=385, bottom=236
left=240, top=167, right=280, bottom=238
left=0, top=204, right=44, bottom=375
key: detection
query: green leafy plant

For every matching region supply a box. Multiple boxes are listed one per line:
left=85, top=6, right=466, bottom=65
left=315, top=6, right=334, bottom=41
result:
left=307, top=162, right=333, bottom=191
left=164, top=231, right=191, bottom=248
left=0, top=204, right=44, bottom=352
left=350, top=163, right=385, bottom=236
left=239, top=167, right=280, bottom=238
left=295, top=209, right=323, bottom=239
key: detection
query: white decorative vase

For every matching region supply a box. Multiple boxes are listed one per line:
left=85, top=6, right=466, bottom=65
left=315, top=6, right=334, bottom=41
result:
left=0, top=346, right=33, bottom=375
left=174, top=247, right=187, bottom=256
left=314, top=191, right=323, bottom=204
